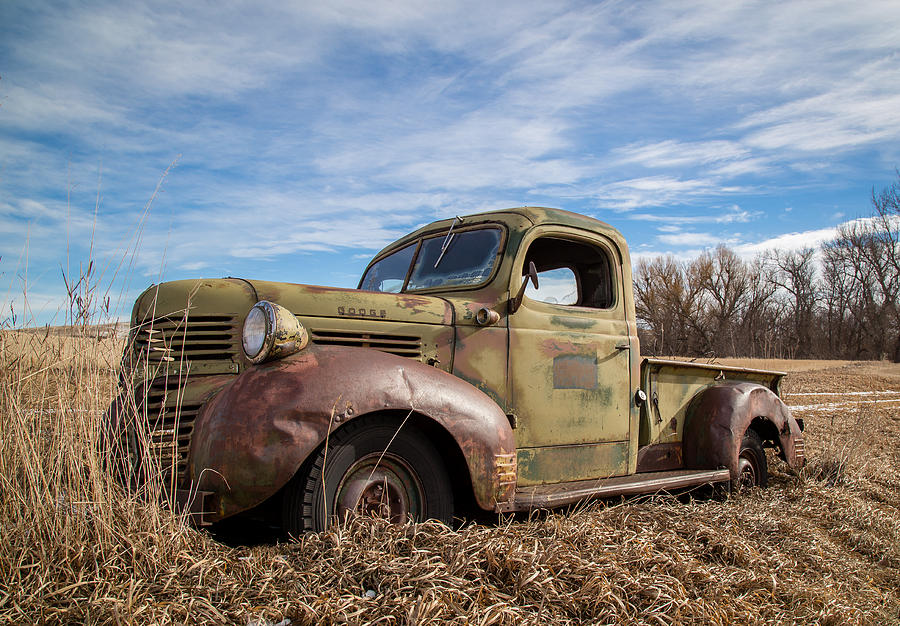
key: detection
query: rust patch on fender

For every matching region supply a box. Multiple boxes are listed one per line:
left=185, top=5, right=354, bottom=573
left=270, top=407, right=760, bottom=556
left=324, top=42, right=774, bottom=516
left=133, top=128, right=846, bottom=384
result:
left=683, top=382, right=805, bottom=480
left=189, top=344, right=515, bottom=521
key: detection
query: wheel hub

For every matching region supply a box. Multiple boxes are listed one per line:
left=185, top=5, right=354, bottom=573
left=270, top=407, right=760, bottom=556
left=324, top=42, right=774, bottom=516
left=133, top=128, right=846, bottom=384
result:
left=335, top=453, right=424, bottom=523
left=737, top=454, right=757, bottom=490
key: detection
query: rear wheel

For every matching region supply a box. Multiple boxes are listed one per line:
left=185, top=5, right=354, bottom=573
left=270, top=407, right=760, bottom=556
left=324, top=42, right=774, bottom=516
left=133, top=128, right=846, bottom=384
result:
left=733, top=429, right=768, bottom=491
left=282, top=416, right=454, bottom=534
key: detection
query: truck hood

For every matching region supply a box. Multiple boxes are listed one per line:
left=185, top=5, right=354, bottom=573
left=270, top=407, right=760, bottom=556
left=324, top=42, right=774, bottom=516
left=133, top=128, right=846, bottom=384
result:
left=246, top=279, right=453, bottom=326
left=133, top=278, right=453, bottom=327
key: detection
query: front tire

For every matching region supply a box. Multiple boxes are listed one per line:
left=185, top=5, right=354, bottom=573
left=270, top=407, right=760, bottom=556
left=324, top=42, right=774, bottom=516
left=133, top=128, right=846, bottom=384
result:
left=733, top=429, right=768, bottom=491
left=282, top=415, right=454, bottom=534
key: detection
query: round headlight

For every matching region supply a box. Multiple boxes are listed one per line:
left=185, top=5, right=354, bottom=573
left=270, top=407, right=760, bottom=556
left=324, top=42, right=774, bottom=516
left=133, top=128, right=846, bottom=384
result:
left=242, top=301, right=308, bottom=364
left=242, top=304, right=268, bottom=360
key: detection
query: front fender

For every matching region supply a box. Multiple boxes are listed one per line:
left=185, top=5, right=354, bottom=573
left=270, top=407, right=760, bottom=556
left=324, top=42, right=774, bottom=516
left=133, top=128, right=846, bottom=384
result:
left=189, top=345, right=516, bottom=522
left=683, top=382, right=805, bottom=479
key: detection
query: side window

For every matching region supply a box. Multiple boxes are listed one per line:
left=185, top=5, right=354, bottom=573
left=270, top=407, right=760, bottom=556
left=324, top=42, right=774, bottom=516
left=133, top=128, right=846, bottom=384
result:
left=526, top=267, right=578, bottom=304
left=522, top=237, right=615, bottom=309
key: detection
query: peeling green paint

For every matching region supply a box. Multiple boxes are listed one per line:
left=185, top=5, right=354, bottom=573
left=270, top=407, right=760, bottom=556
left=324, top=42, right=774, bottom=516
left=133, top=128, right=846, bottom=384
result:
left=550, top=315, right=596, bottom=330
left=517, top=441, right=630, bottom=485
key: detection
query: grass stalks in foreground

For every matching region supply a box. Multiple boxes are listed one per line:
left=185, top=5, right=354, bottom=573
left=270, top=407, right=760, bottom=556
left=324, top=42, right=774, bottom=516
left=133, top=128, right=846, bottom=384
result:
left=0, top=325, right=197, bottom=620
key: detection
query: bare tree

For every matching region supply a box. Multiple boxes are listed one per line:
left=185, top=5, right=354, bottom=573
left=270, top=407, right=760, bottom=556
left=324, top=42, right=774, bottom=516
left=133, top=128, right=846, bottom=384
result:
left=635, top=256, right=687, bottom=355
left=824, top=176, right=900, bottom=360
left=821, top=240, right=858, bottom=358
left=767, top=248, right=819, bottom=359
left=634, top=256, right=710, bottom=356
left=696, top=246, right=750, bottom=357
left=740, top=257, right=779, bottom=358
left=870, top=176, right=900, bottom=362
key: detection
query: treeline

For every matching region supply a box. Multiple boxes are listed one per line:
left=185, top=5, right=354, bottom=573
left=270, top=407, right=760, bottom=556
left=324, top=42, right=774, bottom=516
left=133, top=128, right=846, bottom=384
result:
left=634, top=175, right=900, bottom=362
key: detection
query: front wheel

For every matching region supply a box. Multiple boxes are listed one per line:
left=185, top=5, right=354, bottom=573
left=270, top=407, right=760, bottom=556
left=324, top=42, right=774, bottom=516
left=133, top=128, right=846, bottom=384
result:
left=732, top=429, right=768, bottom=491
left=282, top=416, right=454, bottom=534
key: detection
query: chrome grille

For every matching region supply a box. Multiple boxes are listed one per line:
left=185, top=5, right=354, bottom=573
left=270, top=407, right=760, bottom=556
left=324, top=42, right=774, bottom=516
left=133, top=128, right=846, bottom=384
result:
left=141, top=377, right=200, bottom=483
left=133, top=315, right=237, bottom=362
left=310, top=329, right=422, bottom=358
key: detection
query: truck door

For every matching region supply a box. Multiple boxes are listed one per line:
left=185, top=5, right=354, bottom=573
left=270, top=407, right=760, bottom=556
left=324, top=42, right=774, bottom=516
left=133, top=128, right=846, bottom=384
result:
left=508, top=226, right=633, bottom=486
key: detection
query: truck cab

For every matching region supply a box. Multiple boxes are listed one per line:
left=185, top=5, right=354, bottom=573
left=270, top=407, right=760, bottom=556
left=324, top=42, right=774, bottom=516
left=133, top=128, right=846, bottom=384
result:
left=109, top=207, right=805, bottom=530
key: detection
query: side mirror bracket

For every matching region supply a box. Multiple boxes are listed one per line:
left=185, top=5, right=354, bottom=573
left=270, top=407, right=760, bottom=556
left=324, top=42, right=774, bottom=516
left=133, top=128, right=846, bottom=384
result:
left=509, top=261, right=539, bottom=314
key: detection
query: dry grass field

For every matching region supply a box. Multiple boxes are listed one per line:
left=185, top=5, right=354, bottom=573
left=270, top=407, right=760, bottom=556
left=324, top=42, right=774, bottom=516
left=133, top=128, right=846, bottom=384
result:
left=2, top=328, right=900, bottom=624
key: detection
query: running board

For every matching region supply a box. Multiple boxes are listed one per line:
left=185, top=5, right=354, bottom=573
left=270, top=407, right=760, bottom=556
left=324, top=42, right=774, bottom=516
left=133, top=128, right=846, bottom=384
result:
left=497, top=469, right=731, bottom=513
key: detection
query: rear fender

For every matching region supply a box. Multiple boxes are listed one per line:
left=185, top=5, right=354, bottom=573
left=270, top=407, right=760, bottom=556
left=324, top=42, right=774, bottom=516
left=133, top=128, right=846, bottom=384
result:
left=189, top=345, right=516, bottom=522
left=683, top=382, right=805, bottom=479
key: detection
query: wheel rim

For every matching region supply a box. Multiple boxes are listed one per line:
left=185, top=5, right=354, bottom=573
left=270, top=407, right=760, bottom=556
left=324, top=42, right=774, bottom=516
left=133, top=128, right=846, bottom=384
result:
left=335, top=452, right=425, bottom=523
left=737, top=452, right=758, bottom=490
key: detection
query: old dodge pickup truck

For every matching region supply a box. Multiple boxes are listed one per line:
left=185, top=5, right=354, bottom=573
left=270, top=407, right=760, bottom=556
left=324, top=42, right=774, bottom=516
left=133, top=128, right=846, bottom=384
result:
left=108, top=207, right=805, bottom=532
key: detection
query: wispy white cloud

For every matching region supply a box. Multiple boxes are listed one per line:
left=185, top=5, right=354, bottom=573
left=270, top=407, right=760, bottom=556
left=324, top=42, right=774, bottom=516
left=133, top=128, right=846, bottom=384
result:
left=631, top=248, right=707, bottom=265
left=737, top=60, right=900, bottom=154
left=316, top=112, right=585, bottom=191
left=0, top=84, right=121, bottom=133
left=630, top=206, right=759, bottom=224
left=572, top=176, right=747, bottom=211
left=657, top=231, right=724, bottom=247
left=732, top=215, right=900, bottom=258
left=733, top=227, right=839, bottom=258
left=630, top=212, right=900, bottom=262
left=656, top=225, right=681, bottom=234
left=614, top=140, right=751, bottom=169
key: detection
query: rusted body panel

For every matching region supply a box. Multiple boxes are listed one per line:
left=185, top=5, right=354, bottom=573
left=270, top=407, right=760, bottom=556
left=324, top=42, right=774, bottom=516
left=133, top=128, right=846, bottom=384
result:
left=635, top=442, right=683, bottom=473
left=636, top=359, right=799, bottom=480
left=189, top=344, right=516, bottom=522
left=126, top=279, right=257, bottom=389
left=293, top=311, right=455, bottom=376
left=682, top=382, right=805, bottom=478
left=516, top=442, right=630, bottom=484
left=127, top=278, right=455, bottom=385
left=450, top=322, right=509, bottom=409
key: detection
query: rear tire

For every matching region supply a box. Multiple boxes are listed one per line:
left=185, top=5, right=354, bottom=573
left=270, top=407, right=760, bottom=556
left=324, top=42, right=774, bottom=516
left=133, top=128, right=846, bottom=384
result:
left=732, top=429, right=768, bottom=491
left=282, top=415, right=454, bottom=534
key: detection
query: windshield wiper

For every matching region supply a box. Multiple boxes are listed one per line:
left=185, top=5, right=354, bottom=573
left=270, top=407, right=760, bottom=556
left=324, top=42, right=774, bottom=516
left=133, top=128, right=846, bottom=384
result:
left=433, top=215, right=463, bottom=268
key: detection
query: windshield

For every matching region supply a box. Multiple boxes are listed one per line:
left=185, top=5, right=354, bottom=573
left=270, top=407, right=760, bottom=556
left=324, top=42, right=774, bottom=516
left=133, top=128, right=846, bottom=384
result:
left=359, top=242, right=416, bottom=292
left=360, top=227, right=503, bottom=293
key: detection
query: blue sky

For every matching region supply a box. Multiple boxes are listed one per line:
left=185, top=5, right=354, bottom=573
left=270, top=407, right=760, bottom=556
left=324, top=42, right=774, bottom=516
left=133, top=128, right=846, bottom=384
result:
left=2, top=1, right=900, bottom=326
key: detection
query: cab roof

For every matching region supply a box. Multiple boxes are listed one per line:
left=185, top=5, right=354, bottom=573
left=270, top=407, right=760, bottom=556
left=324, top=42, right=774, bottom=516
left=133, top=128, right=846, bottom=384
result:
left=429, top=206, right=615, bottom=232
left=374, top=206, right=623, bottom=261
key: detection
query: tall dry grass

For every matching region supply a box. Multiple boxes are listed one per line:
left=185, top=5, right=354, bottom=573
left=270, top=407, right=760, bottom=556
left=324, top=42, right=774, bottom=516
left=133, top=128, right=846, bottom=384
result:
left=0, top=325, right=205, bottom=621
left=2, top=323, right=900, bottom=623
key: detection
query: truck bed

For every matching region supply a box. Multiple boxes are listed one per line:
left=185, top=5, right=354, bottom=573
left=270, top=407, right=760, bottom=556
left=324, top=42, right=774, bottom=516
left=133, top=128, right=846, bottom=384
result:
left=637, top=358, right=786, bottom=469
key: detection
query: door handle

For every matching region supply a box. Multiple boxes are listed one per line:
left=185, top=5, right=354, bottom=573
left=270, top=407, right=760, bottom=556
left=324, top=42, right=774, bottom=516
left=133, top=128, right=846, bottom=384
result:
left=615, top=342, right=630, bottom=350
